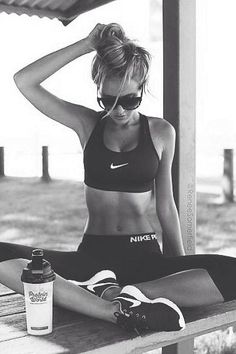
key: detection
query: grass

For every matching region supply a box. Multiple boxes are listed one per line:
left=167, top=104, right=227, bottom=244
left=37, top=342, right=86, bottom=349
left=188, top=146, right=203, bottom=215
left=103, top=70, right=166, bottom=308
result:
left=196, top=192, right=236, bottom=256
left=0, top=176, right=161, bottom=251
left=0, top=177, right=88, bottom=251
left=0, top=176, right=236, bottom=353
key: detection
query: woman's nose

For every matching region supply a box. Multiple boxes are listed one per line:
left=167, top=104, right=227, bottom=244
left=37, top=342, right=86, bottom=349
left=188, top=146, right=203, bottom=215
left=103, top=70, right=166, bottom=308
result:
left=114, top=104, right=124, bottom=113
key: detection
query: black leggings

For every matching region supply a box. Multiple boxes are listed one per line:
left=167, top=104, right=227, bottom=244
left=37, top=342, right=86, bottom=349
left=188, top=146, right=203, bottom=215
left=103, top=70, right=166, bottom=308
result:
left=1, top=232, right=236, bottom=302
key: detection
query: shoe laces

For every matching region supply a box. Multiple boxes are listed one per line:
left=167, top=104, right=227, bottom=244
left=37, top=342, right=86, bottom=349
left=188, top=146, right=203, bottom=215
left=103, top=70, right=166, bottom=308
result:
left=114, top=308, right=148, bottom=335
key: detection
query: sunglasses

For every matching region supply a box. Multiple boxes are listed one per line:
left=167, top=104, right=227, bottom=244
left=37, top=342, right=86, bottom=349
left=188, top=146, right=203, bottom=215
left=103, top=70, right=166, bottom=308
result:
left=97, top=87, right=143, bottom=111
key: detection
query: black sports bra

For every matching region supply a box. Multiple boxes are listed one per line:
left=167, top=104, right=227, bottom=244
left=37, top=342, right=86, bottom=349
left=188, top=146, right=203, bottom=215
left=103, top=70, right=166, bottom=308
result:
left=83, top=113, right=159, bottom=193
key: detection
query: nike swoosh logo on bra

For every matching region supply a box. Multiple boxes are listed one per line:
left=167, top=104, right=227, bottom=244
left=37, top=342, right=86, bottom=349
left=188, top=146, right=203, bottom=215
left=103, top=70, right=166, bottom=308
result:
left=110, top=163, right=129, bottom=169
left=115, top=296, right=141, bottom=308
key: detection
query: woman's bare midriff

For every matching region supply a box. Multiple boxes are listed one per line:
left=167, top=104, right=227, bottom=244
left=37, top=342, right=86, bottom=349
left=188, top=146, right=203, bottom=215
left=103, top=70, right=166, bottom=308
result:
left=84, top=185, right=154, bottom=235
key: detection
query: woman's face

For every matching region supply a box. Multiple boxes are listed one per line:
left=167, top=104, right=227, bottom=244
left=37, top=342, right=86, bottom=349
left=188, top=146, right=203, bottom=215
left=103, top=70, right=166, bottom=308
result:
left=98, top=77, right=142, bottom=124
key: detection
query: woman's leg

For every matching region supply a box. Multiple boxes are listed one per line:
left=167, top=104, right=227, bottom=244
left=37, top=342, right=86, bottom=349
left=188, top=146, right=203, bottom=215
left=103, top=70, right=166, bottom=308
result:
left=135, top=268, right=224, bottom=306
left=104, top=268, right=221, bottom=306
left=0, top=242, right=118, bottom=323
left=105, top=252, right=236, bottom=306
left=132, top=253, right=236, bottom=307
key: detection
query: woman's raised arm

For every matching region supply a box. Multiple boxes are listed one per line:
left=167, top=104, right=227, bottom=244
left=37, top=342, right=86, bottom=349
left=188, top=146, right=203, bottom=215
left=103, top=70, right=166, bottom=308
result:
left=13, top=24, right=106, bottom=148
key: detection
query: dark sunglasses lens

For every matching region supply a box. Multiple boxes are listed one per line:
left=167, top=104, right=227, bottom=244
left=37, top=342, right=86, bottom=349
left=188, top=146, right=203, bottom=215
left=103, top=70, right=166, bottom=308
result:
left=97, top=96, right=142, bottom=110
left=98, top=98, right=114, bottom=110
left=120, top=97, right=141, bottom=110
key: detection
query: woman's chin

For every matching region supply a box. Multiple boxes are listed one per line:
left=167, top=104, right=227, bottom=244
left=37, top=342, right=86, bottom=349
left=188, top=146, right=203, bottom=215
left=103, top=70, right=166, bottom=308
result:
left=110, top=114, right=127, bottom=123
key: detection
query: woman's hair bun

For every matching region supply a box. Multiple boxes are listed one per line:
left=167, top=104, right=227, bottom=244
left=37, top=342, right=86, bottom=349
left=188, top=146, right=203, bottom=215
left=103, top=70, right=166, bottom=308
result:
left=96, top=23, right=131, bottom=69
left=99, top=23, right=126, bottom=43
left=92, top=23, right=151, bottom=91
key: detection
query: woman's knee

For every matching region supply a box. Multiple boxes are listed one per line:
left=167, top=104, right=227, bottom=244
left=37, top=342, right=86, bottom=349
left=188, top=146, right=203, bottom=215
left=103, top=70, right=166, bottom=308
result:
left=0, top=258, right=29, bottom=294
left=190, top=254, right=236, bottom=301
left=0, top=257, right=29, bottom=269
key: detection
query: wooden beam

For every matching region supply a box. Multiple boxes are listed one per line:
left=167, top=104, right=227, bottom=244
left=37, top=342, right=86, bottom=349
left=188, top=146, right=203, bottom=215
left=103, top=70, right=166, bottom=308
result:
left=178, top=0, right=196, bottom=256
left=163, top=0, right=196, bottom=255
left=163, top=0, right=180, bottom=207
left=222, top=149, right=234, bottom=202
left=0, top=147, right=5, bottom=177
left=163, top=0, right=196, bottom=353
left=41, top=146, right=51, bottom=182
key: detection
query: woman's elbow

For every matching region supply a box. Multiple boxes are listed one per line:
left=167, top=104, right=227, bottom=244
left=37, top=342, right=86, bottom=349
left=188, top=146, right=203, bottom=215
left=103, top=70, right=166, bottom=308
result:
left=13, top=70, right=30, bottom=90
left=13, top=71, right=23, bottom=90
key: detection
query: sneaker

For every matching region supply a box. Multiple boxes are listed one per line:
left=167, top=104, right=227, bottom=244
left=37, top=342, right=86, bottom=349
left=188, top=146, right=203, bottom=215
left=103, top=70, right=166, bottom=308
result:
left=113, top=285, right=185, bottom=334
left=69, top=270, right=119, bottom=298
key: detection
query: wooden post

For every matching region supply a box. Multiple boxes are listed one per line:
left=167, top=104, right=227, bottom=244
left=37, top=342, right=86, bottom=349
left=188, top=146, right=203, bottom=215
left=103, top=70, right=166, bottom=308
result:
left=0, top=147, right=5, bottom=177
left=163, top=0, right=196, bottom=353
left=163, top=0, right=196, bottom=256
left=41, top=146, right=50, bottom=182
left=222, top=149, right=234, bottom=202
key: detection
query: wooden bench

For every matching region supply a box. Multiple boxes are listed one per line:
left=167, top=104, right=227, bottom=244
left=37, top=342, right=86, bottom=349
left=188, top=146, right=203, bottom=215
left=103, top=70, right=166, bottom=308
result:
left=1, top=283, right=236, bottom=354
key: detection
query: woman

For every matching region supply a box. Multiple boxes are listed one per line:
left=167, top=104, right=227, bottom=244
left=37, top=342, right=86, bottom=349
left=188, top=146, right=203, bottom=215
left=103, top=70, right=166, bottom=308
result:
left=1, top=23, right=236, bottom=334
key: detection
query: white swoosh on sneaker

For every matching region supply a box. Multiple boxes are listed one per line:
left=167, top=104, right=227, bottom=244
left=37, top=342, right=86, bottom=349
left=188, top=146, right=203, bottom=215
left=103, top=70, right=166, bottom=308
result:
left=110, top=163, right=129, bottom=169
left=87, top=282, right=118, bottom=292
left=115, top=296, right=141, bottom=308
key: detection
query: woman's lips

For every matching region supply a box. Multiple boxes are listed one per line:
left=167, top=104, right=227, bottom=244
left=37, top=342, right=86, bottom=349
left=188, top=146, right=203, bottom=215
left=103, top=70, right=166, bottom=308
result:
left=114, top=115, right=125, bottom=118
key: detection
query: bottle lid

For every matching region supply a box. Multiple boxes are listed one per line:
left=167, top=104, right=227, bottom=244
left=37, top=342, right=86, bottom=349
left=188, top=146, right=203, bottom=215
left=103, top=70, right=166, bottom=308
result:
left=21, top=249, right=56, bottom=284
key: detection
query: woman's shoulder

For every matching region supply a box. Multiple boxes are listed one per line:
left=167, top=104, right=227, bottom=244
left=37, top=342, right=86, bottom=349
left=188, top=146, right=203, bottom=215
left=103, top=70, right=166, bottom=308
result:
left=145, top=115, right=175, bottom=138
left=144, top=115, right=176, bottom=160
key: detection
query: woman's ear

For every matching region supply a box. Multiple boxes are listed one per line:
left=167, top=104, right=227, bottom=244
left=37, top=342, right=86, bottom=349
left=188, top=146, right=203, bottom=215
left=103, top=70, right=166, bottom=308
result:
left=139, top=85, right=144, bottom=96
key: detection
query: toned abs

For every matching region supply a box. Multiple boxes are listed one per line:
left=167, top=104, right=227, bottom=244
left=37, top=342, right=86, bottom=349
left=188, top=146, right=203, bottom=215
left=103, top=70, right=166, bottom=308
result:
left=84, top=185, right=154, bottom=235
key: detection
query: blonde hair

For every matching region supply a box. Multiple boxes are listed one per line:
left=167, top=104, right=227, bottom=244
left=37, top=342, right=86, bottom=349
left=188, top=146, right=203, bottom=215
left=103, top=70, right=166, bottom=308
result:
left=91, top=23, right=151, bottom=114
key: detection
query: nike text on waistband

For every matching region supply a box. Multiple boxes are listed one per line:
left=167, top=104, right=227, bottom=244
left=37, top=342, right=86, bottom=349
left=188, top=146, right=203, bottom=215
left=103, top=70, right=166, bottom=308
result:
left=130, top=234, right=157, bottom=243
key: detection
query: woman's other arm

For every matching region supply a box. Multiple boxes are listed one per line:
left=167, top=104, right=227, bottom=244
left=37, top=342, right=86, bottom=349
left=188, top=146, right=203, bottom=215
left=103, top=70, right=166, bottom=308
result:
left=154, top=120, right=186, bottom=256
left=13, top=24, right=105, bottom=148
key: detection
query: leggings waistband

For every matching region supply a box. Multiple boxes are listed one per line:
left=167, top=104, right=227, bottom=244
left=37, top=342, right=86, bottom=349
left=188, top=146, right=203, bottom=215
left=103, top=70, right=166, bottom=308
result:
left=78, top=232, right=162, bottom=254
left=83, top=232, right=157, bottom=243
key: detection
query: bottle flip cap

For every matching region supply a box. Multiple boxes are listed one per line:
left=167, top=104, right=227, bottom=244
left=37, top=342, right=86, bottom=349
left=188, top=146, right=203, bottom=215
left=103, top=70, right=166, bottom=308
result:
left=21, top=249, right=56, bottom=284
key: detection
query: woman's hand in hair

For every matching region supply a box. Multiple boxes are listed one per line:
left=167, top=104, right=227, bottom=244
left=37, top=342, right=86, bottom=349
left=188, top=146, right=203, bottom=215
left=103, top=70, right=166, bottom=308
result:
left=86, top=23, right=107, bottom=51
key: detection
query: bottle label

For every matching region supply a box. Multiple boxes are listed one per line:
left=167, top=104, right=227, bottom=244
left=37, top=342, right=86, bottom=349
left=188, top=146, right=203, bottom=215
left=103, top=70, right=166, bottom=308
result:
left=28, top=290, right=48, bottom=303
left=23, top=282, right=54, bottom=335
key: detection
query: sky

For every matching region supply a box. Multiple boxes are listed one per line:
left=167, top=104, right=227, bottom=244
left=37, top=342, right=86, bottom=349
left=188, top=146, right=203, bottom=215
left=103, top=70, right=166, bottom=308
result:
left=0, top=0, right=236, bottom=180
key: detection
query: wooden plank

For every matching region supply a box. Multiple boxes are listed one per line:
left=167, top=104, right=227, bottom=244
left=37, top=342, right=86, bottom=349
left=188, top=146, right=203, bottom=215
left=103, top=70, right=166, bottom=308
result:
left=0, top=293, right=25, bottom=316
left=0, top=314, right=135, bottom=354
left=0, top=313, right=27, bottom=342
left=162, top=340, right=195, bottom=354
left=0, top=306, right=87, bottom=342
left=1, top=299, right=236, bottom=353
left=0, top=297, right=102, bottom=340
left=1, top=308, right=236, bottom=354
left=183, top=300, right=236, bottom=321
left=0, top=283, right=14, bottom=295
